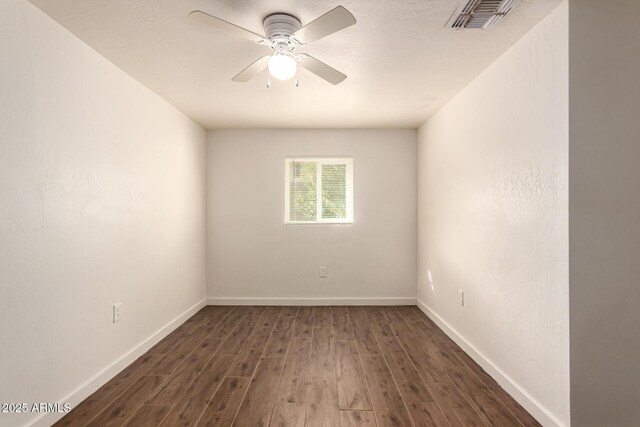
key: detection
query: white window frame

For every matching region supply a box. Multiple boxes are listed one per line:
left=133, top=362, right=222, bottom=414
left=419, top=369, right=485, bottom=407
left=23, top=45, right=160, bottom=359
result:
left=284, top=157, right=354, bottom=225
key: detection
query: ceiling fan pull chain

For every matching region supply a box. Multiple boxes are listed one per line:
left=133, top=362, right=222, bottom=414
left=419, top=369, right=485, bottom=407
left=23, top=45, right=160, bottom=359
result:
left=266, top=78, right=271, bottom=88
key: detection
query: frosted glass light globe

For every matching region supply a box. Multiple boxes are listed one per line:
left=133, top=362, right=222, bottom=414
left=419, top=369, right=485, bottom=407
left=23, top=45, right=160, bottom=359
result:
left=268, top=54, right=297, bottom=81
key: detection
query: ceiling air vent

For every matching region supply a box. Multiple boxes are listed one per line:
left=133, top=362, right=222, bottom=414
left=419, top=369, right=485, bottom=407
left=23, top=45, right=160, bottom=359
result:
left=447, top=0, right=521, bottom=30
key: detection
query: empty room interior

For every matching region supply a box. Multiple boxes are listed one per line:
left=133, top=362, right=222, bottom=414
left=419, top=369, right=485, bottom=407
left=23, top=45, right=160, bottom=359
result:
left=2, top=0, right=640, bottom=426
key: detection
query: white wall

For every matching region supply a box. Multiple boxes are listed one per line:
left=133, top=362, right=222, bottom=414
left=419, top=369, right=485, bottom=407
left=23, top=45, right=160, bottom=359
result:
left=417, top=2, right=569, bottom=426
left=0, top=1, right=206, bottom=426
left=206, top=129, right=416, bottom=304
left=569, top=1, right=640, bottom=425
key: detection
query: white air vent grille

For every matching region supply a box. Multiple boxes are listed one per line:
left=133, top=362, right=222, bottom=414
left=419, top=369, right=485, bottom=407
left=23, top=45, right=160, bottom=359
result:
left=448, top=0, right=521, bottom=30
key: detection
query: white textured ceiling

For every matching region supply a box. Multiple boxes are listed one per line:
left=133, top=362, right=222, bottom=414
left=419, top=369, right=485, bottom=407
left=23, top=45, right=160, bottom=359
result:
left=28, top=0, right=562, bottom=129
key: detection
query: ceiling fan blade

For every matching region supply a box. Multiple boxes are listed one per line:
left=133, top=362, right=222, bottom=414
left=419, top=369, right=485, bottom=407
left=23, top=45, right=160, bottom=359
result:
left=232, top=55, right=271, bottom=82
left=297, top=54, right=347, bottom=85
left=189, top=10, right=265, bottom=42
left=292, top=6, right=356, bottom=44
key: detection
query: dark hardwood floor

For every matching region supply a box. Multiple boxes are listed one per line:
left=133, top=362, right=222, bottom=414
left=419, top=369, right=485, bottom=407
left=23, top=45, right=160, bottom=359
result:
left=55, top=305, right=541, bottom=426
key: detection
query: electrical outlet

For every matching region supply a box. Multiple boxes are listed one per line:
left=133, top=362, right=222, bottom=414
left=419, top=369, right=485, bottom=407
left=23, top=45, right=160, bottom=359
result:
left=113, top=303, right=122, bottom=323
left=457, top=289, right=464, bottom=307
left=319, top=266, right=328, bottom=278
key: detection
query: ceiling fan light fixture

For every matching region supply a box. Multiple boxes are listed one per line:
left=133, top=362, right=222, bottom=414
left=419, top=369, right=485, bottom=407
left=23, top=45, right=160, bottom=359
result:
left=268, top=54, right=297, bottom=81
left=190, top=6, right=356, bottom=85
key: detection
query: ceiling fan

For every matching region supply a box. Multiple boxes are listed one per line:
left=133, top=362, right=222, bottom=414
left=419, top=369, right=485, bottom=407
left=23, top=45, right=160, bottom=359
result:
left=189, top=6, right=356, bottom=85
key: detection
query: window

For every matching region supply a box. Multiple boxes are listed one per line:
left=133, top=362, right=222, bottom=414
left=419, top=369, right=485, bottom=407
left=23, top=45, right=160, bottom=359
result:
left=285, top=157, right=353, bottom=224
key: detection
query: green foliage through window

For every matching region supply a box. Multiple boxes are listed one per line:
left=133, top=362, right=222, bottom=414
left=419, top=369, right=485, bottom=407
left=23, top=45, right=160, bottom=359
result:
left=289, top=162, right=317, bottom=221
left=286, top=157, right=352, bottom=223
left=321, top=164, right=346, bottom=219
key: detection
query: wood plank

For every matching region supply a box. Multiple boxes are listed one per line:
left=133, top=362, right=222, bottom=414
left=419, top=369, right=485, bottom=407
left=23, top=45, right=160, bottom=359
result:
left=376, top=336, right=434, bottom=403
left=426, top=334, right=465, bottom=371
left=281, top=306, right=299, bottom=317
left=380, top=306, right=411, bottom=337
left=146, top=339, right=223, bottom=404
left=430, top=382, right=487, bottom=427
left=314, top=306, right=332, bottom=328
left=208, top=306, right=251, bottom=339
left=123, top=404, right=171, bottom=426
left=335, top=340, right=372, bottom=410
left=445, top=341, right=494, bottom=385
left=431, top=327, right=458, bottom=348
left=260, top=306, right=284, bottom=326
left=393, top=327, right=447, bottom=384
left=218, top=315, right=261, bottom=355
left=160, top=354, right=235, bottom=426
left=446, top=366, right=520, bottom=426
left=148, top=325, right=190, bottom=355
left=203, top=305, right=235, bottom=327
left=364, top=307, right=394, bottom=338
left=305, top=379, right=342, bottom=427
left=306, top=326, right=341, bottom=426
left=331, top=306, right=355, bottom=341
left=309, top=327, right=335, bottom=382
left=396, top=306, right=433, bottom=332
left=348, top=307, right=379, bottom=355
left=269, top=403, right=306, bottom=427
left=246, top=305, right=267, bottom=317
left=264, top=315, right=296, bottom=357
left=339, top=411, right=378, bottom=427
left=57, top=306, right=540, bottom=427
left=87, top=375, right=165, bottom=427
left=198, top=376, right=250, bottom=426
left=359, top=355, right=413, bottom=427
left=54, top=353, right=162, bottom=426
left=400, top=311, right=463, bottom=373
left=409, top=306, right=439, bottom=330
left=147, top=326, right=211, bottom=376
left=293, top=306, right=314, bottom=338
left=485, top=385, right=542, bottom=427
left=182, top=307, right=215, bottom=330
left=232, top=357, right=284, bottom=426
left=444, top=342, right=539, bottom=425
left=383, top=306, right=452, bottom=385
left=227, top=324, right=275, bottom=377
left=276, top=338, right=311, bottom=404
left=406, top=402, right=450, bottom=427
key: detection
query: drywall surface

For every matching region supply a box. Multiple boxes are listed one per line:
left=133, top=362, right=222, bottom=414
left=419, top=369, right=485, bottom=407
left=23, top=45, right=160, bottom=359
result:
left=206, top=129, right=417, bottom=303
left=0, top=1, right=206, bottom=426
left=417, top=2, right=569, bottom=425
left=569, top=1, right=640, bottom=425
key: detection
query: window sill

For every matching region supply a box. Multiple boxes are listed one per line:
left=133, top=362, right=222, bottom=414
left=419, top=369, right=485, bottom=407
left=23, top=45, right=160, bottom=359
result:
left=284, top=221, right=354, bottom=226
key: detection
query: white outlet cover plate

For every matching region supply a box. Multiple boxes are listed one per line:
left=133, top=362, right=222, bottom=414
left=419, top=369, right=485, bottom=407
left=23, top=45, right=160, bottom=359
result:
left=457, top=290, right=464, bottom=306
left=113, top=303, right=122, bottom=323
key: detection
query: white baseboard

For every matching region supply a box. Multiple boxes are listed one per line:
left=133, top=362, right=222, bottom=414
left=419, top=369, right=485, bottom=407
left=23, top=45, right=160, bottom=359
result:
left=206, top=297, right=416, bottom=306
left=416, top=299, right=564, bottom=427
left=31, top=299, right=206, bottom=427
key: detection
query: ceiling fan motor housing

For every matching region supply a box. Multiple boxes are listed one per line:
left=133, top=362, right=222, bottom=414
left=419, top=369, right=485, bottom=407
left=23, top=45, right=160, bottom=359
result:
left=189, top=6, right=354, bottom=84
left=263, top=13, right=302, bottom=41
